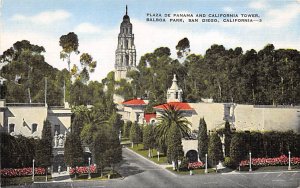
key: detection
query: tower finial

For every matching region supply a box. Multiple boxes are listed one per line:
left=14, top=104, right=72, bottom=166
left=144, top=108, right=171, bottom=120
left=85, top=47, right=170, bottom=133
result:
left=126, top=5, right=128, bottom=15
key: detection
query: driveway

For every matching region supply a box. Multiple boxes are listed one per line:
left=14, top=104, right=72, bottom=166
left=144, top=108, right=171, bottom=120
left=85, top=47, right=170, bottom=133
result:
left=9, top=148, right=300, bottom=188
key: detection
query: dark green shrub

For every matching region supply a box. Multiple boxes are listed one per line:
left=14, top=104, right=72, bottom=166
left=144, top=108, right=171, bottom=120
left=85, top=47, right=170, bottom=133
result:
left=179, top=157, right=189, bottom=171
left=224, top=157, right=235, bottom=169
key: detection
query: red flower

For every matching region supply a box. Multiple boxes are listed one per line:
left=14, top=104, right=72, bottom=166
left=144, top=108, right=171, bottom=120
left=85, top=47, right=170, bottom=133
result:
left=239, top=155, right=300, bottom=167
left=188, top=161, right=205, bottom=169
left=69, top=165, right=97, bottom=175
left=0, top=167, right=45, bottom=177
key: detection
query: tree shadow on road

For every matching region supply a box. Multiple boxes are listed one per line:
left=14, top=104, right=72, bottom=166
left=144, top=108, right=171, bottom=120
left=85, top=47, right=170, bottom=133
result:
left=115, top=159, right=145, bottom=178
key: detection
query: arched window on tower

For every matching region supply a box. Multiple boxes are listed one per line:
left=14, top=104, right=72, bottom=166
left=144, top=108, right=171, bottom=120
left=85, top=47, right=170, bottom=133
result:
left=125, top=39, right=129, bottom=49
left=125, top=55, right=129, bottom=66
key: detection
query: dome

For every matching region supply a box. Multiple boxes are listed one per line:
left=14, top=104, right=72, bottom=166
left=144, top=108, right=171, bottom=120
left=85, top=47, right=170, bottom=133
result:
left=123, top=15, right=130, bottom=20
left=122, top=5, right=130, bottom=22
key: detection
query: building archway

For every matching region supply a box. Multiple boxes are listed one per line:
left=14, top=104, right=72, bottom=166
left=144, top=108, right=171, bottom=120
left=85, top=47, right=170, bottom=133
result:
left=53, top=154, right=67, bottom=172
left=83, top=152, right=92, bottom=166
left=186, top=150, right=198, bottom=163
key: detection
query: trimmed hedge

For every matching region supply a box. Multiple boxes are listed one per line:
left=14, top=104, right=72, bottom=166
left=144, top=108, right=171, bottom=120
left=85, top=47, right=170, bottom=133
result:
left=233, top=131, right=300, bottom=159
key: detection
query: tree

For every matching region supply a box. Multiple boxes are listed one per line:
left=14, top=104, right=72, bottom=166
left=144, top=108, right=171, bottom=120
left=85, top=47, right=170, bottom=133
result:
left=35, top=120, right=52, bottom=181
left=130, top=122, right=142, bottom=146
left=64, top=132, right=84, bottom=178
left=155, top=104, right=191, bottom=154
left=0, top=133, right=36, bottom=168
left=71, top=53, right=98, bottom=83
left=176, top=38, right=190, bottom=58
left=224, top=121, right=232, bottom=157
left=198, top=118, right=208, bottom=161
left=59, top=32, right=79, bottom=72
left=167, top=122, right=183, bottom=171
left=123, top=121, right=132, bottom=138
left=208, top=133, right=223, bottom=167
left=102, top=113, right=122, bottom=172
left=0, top=40, right=63, bottom=106
left=93, top=130, right=108, bottom=177
left=0, top=83, right=7, bottom=99
left=143, top=124, right=156, bottom=157
left=230, top=133, right=246, bottom=167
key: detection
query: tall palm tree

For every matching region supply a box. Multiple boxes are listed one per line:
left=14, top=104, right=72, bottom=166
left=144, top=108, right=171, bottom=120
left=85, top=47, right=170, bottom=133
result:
left=155, top=104, right=191, bottom=154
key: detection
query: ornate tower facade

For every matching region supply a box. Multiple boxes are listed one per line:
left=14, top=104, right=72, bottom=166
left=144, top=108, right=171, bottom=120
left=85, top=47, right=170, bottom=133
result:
left=115, top=6, right=136, bottom=81
left=167, top=74, right=183, bottom=102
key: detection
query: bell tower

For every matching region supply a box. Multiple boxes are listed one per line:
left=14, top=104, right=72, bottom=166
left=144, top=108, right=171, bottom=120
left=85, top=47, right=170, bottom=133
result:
left=115, top=5, right=137, bottom=81
left=167, top=74, right=183, bottom=102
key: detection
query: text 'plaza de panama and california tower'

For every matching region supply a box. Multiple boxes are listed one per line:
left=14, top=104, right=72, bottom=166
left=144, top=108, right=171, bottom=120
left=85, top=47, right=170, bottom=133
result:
left=114, top=5, right=137, bottom=81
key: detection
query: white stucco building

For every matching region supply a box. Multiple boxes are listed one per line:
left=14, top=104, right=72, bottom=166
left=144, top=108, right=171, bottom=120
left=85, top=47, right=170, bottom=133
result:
left=118, top=74, right=300, bottom=159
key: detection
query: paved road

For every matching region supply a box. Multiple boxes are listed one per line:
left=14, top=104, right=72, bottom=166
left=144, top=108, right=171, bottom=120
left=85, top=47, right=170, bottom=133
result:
left=9, top=148, right=300, bottom=188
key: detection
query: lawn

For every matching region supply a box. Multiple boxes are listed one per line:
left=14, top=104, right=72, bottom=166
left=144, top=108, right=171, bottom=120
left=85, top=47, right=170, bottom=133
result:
left=71, top=170, right=121, bottom=181
left=1, top=175, right=52, bottom=186
left=128, top=143, right=168, bottom=165
left=166, top=167, right=216, bottom=175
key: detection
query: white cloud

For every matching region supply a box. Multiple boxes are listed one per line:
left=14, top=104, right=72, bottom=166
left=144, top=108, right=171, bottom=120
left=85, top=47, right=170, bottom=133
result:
left=265, top=3, right=300, bottom=28
left=249, top=1, right=267, bottom=10
left=74, top=23, right=101, bottom=34
left=220, top=2, right=300, bottom=30
left=223, top=7, right=234, bottom=13
left=3, top=8, right=300, bottom=82
left=11, top=10, right=71, bottom=24
left=132, top=19, right=237, bottom=59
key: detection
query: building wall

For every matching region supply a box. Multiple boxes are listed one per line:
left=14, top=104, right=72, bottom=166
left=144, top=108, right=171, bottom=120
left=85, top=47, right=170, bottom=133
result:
left=122, top=106, right=145, bottom=124
left=0, top=101, right=72, bottom=139
left=234, top=105, right=300, bottom=132
left=188, top=103, right=225, bottom=131
left=6, top=106, right=48, bottom=138
left=182, top=140, right=198, bottom=154
left=187, top=103, right=300, bottom=133
left=47, top=108, right=72, bottom=135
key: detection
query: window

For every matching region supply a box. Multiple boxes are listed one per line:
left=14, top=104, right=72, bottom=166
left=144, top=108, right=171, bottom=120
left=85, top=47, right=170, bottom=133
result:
left=32, top=123, right=37, bottom=134
left=136, top=113, right=140, bottom=122
left=55, top=125, right=60, bottom=134
left=9, top=124, right=15, bottom=133
left=175, top=92, right=178, bottom=99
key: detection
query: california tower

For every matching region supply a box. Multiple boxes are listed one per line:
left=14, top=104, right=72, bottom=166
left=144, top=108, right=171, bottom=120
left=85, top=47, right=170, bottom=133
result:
left=114, top=6, right=137, bottom=81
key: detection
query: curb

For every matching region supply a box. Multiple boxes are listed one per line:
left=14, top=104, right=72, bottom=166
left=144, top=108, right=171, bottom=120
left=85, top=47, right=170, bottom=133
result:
left=222, top=170, right=300, bottom=175
left=125, top=147, right=177, bottom=177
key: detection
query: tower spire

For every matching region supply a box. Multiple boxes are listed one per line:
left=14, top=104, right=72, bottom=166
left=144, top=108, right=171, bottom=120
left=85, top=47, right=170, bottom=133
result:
left=126, top=5, right=128, bottom=15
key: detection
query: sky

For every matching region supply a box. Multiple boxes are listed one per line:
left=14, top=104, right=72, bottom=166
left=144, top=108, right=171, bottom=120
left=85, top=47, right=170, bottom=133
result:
left=1, top=0, right=300, bottom=81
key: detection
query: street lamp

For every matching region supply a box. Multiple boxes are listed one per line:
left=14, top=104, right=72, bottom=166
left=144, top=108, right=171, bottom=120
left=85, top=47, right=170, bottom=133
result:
left=288, top=151, right=291, bottom=171
left=249, top=152, right=252, bottom=172
left=205, top=154, right=208, bottom=174
left=32, top=159, right=35, bottom=182
left=88, top=157, right=91, bottom=179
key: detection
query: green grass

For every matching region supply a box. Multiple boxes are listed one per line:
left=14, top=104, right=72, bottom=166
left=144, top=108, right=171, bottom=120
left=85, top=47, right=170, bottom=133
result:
left=166, top=167, right=216, bottom=175
left=121, top=137, right=131, bottom=145
left=71, top=171, right=121, bottom=181
left=1, top=175, right=52, bottom=186
left=128, top=144, right=168, bottom=164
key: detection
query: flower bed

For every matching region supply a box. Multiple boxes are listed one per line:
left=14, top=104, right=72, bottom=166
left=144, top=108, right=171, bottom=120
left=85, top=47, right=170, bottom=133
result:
left=0, top=167, right=45, bottom=178
left=188, top=161, right=205, bottom=169
left=240, top=155, right=300, bottom=167
left=69, top=165, right=97, bottom=175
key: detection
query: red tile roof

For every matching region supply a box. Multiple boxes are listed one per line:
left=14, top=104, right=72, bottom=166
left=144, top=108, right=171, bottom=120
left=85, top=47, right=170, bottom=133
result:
left=144, top=113, right=156, bottom=123
left=122, top=98, right=146, bottom=106
left=153, top=102, right=194, bottom=111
